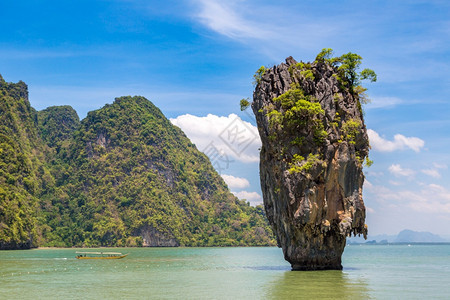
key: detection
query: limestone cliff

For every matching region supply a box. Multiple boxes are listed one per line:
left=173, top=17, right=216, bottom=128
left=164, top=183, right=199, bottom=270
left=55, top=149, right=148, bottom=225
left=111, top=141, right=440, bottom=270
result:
left=252, top=55, right=370, bottom=270
left=0, top=75, right=46, bottom=249
left=1, top=73, right=275, bottom=249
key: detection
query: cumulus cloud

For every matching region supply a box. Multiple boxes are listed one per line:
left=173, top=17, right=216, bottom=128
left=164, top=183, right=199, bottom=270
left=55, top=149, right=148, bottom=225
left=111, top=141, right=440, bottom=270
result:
left=170, top=114, right=261, bottom=164
left=232, top=191, right=263, bottom=206
left=367, top=129, right=425, bottom=153
left=221, top=174, right=250, bottom=189
left=388, top=164, right=415, bottom=177
left=367, top=129, right=425, bottom=152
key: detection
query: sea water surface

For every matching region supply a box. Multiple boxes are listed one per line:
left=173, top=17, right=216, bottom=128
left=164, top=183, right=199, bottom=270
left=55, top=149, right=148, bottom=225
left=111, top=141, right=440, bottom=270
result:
left=1, top=244, right=449, bottom=299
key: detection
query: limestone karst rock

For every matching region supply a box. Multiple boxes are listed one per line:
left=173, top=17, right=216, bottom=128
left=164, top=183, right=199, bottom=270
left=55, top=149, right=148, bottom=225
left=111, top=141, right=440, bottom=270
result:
left=252, top=55, right=370, bottom=270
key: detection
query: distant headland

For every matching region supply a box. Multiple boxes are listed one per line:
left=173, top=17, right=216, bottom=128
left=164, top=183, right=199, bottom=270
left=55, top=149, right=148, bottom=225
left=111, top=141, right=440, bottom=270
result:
left=348, top=229, right=449, bottom=244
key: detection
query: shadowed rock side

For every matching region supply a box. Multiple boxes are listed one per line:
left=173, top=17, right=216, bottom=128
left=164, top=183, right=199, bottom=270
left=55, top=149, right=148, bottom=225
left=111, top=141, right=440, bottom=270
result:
left=252, top=56, right=369, bottom=270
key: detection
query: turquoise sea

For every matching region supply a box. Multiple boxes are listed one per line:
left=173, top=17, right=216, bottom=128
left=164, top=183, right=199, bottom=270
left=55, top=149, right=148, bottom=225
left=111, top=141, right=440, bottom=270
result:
left=1, top=244, right=449, bottom=299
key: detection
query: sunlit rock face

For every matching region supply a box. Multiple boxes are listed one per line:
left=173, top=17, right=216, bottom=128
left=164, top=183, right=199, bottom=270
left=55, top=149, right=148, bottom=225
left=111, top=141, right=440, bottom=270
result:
left=252, top=56, right=369, bottom=270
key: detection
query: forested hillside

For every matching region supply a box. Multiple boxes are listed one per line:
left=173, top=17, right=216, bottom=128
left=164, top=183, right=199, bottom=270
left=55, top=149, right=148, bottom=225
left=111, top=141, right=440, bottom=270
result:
left=0, top=75, right=51, bottom=249
left=0, top=76, right=274, bottom=248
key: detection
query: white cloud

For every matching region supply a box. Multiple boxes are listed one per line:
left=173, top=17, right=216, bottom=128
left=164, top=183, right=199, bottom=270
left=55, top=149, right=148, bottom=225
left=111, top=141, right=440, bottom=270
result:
left=170, top=113, right=261, bottom=164
left=367, top=96, right=404, bottom=109
left=428, top=184, right=446, bottom=193
left=364, top=180, right=373, bottom=189
left=367, top=129, right=425, bottom=153
left=421, top=168, right=441, bottom=179
left=233, top=191, right=263, bottom=206
left=193, top=0, right=273, bottom=40
left=364, top=181, right=450, bottom=235
left=388, top=164, right=415, bottom=177
left=221, top=174, right=250, bottom=189
left=366, top=182, right=450, bottom=214
left=389, top=180, right=402, bottom=186
left=365, top=171, right=384, bottom=177
left=433, top=163, right=448, bottom=169
left=403, top=184, right=450, bottom=214
left=190, top=0, right=341, bottom=57
left=420, top=163, right=447, bottom=179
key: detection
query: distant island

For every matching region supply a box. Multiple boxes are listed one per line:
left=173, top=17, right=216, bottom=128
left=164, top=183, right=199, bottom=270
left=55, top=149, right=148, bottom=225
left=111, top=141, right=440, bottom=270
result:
left=0, top=75, right=275, bottom=249
left=348, top=229, right=449, bottom=244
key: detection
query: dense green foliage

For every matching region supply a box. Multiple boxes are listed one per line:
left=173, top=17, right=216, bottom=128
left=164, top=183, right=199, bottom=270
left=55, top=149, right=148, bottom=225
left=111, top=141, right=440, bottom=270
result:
left=253, top=66, right=267, bottom=86
left=315, top=48, right=377, bottom=102
left=37, top=106, right=80, bottom=148
left=0, top=75, right=49, bottom=249
left=263, top=87, right=327, bottom=174
left=267, top=87, right=327, bottom=145
left=341, top=119, right=362, bottom=145
left=256, top=48, right=376, bottom=175
left=288, top=153, right=323, bottom=174
left=240, top=98, right=250, bottom=111
left=41, top=96, right=274, bottom=247
left=0, top=77, right=275, bottom=248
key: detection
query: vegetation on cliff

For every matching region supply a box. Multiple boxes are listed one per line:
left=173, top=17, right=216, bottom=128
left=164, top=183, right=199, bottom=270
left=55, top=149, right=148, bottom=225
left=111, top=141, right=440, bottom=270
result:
left=37, top=105, right=80, bottom=148
left=0, top=75, right=49, bottom=249
left=41, top=96, right=274, bottom=247
left=0, top=76, right=275, bottom=248
left=259, top=49, right=376, bottom=174
left=252, top=49, right=374, bottom=270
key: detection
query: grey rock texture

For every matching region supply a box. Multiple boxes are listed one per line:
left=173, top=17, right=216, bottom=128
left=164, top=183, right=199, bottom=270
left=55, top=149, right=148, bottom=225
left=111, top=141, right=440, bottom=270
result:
left=252, top=56, right=369, bottom=270
left=138, top=225, right=180, bottom=247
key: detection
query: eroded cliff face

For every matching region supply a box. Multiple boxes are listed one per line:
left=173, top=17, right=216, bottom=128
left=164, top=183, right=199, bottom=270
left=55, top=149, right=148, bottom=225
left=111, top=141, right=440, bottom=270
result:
left=252, top=56, right=369, bottom=270
left=137, top=225, right=180, bottom=247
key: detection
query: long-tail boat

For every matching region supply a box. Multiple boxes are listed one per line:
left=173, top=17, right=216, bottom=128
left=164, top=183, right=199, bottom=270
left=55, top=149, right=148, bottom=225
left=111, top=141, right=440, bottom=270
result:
left=75, top=251, right=128, bottom=259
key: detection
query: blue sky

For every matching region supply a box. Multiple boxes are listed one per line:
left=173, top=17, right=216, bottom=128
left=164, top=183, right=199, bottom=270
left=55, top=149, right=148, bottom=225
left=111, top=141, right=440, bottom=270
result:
left=1, top=0, right=449, bottom=237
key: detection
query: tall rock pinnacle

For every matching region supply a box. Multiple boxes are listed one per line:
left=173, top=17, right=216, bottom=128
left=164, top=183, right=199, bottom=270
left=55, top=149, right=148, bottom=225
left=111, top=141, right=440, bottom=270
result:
left=252, top=52, right=371, bottom=270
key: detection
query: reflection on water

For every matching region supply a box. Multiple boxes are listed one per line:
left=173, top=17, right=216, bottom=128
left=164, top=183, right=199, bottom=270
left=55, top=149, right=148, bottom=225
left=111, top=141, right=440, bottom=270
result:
left=265, top=269, right=370, bottom=299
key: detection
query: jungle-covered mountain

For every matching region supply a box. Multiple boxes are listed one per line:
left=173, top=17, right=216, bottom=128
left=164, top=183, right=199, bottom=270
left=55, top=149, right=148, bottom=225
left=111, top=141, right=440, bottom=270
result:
left=0, top=75, right=274, bottom=249
left=0, top=75, right=51, bottom=249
